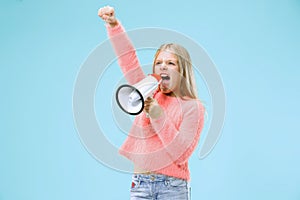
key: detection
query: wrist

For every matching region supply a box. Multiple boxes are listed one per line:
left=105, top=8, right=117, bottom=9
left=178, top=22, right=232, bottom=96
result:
left=108, top=20, right=119, bottom=28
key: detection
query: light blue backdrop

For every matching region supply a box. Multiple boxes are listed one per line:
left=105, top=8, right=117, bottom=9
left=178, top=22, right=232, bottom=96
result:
left=1, top=0, right=299, bottom=199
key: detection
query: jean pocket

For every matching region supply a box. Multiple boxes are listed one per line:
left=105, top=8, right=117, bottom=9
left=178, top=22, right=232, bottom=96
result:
left=168, top=177, right=187, bottom=187
left=131, top=176, right=140, bottom=189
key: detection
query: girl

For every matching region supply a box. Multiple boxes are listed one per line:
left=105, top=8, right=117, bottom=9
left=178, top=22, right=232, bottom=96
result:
left=98, top=6, right=205, bottom=200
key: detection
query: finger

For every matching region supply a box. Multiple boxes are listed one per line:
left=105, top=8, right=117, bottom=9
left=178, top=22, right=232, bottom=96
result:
left=101, top=6, right=114, bottom=16
left=144, top=105, right=149, bottom=113
left=98, top=6, right=114, bottom=17
left=98, top=8, right=104, bottom=17
left=102, top=14, right=110, bottom=20
left=144, top=101, right=151, bottom=112
left=144, top=101, right=150, bottom=108
left=106, top=6, right=114, bottom=15
left=145, top=97, right=154, bottom=103
left=144, top=100, right=152, bottom=108
left=105, top=17, right=115, bottom=23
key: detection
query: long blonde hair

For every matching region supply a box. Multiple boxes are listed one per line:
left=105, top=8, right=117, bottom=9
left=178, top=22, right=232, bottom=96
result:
left=153, top=43, right=198, bottom=99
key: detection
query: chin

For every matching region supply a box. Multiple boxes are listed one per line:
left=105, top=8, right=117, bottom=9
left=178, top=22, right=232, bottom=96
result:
left=160, top=88, right=173, bottom=95
left=162, top=91, right=172, bottom=94
left=160, top=86, right=171, bottom=93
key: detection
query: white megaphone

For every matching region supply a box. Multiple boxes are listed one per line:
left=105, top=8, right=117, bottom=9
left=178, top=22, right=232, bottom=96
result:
left=116, top=74, right=162, bottom=115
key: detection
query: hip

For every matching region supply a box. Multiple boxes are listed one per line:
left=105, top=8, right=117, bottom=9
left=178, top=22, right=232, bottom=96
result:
left=130, top=173, right=191, bottom=200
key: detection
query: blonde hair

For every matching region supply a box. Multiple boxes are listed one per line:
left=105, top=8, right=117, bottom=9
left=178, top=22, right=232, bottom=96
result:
left=153, top=43, right=198, bottom=99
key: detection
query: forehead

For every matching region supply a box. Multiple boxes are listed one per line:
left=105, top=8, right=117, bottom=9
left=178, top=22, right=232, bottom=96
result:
left=156, top=51, right=178, bottom=61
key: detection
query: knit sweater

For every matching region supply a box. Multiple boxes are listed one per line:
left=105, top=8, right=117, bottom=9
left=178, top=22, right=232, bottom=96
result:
left=106, top=22, right=205, bottom=181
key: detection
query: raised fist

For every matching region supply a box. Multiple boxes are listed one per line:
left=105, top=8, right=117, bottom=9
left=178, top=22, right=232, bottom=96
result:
left=98, top=5, right=118, bottom=27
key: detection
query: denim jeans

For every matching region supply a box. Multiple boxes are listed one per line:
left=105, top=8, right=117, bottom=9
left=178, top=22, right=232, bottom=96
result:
left=130, top=173, right=191, bottom=200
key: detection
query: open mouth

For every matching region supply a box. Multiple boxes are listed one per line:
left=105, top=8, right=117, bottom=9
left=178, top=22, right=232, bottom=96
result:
left=160, top=74, right=170, bottom=81
left=160, top=74, right=171, bottom=90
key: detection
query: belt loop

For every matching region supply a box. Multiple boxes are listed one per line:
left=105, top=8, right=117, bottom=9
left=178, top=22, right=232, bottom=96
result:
left=150, top=174, right=155, bottom=181
left=137, top=174, right=141, bottom=186
left=164, top=180, right=168, bottom=186
left=164, top=177, right=170, bottom=186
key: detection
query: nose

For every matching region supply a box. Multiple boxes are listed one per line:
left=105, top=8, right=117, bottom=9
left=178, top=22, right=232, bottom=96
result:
left=160, top=62, right=167, bottom=70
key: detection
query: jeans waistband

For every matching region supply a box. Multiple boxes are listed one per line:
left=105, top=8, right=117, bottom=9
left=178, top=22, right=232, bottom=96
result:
left=133, top=173, right=182, bottom=182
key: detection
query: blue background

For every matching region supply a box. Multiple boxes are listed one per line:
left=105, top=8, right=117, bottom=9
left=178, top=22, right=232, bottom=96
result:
left=1, top=0, right=300, bottom=199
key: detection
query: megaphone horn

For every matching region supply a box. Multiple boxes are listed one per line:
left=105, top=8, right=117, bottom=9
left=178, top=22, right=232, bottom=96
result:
left=116, top=74, right=162, bottom=115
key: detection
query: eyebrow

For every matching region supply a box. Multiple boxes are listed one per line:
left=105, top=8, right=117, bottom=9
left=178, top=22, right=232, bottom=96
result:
left=155, top=59, right=177, bottom=62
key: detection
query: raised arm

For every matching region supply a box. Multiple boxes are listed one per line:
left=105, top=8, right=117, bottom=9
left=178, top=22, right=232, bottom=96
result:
left=98, top=6, right=145, bottom=84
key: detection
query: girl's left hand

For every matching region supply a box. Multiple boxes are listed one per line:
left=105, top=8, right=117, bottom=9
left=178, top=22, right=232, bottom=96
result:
left=144, top=97, right=163, bottom=119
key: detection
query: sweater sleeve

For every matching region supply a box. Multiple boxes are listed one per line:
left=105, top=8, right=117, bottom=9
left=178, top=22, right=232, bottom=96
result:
left=106, top=22, right=146, bottom=85
left=150, top=100, right=205, bottom=165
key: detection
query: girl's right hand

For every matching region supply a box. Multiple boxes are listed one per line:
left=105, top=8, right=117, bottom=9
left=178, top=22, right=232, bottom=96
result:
left=144, top=97, right=163, bottom=119
left=98, top=5, right=118, bottom=27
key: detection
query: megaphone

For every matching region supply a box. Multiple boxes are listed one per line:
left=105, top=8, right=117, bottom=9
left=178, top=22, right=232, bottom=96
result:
left=116, top=74, right=162, bottom=115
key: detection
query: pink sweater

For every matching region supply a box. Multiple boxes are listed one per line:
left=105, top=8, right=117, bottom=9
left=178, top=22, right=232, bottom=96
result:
left=107, top=22, right=205, bottom=181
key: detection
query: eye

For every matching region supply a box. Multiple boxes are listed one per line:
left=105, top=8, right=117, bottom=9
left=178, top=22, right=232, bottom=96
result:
left=155, top=61, right=161, bottom=65
left=168, top=62, right=175, bottom=65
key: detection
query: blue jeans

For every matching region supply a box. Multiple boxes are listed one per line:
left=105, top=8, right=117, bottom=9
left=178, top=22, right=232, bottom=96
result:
left=130, top=173, right=191, bottom=200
